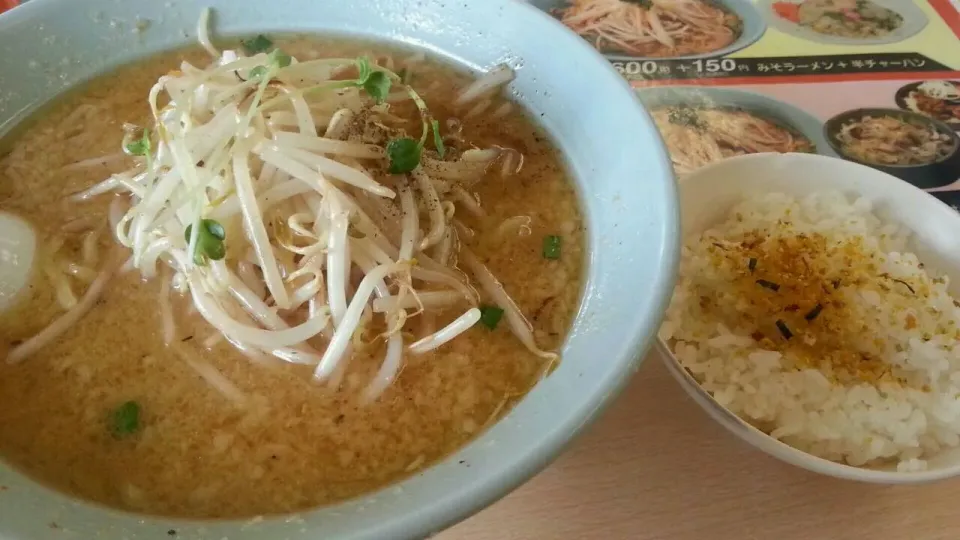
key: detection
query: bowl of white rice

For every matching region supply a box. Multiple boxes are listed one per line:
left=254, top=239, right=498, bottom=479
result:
left=657, top=152, right=960, bottom=483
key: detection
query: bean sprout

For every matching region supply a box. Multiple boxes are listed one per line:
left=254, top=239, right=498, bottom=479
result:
left=28, top=19, right=556, bottom=402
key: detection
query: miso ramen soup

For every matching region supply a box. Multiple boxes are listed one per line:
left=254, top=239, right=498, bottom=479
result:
left=0, top=33, right=585, bottom=519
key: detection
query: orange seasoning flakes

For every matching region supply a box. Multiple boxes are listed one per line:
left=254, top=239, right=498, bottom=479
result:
left=702, top=221, right=924, bottom=386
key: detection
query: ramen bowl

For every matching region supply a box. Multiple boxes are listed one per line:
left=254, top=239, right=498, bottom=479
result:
left=638, top=86, right=836, bottom=163
left=656, top=152, right=960, bottom=484
left=530, top=0, right=766, bottom=61
left=0, top=0, right=678, bottom=538
left=763, top=0, right=928, bottom=47
left=825, top=108, right=960, bottom=190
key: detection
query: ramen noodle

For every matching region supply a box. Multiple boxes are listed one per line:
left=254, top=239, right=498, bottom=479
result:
left=835, top=115, right=954, bottom=166
left=652, top=106, right=815, bottom=176
left=557, top=0, right=743, bottom=57
left=773, top=0, right=903, bottom=38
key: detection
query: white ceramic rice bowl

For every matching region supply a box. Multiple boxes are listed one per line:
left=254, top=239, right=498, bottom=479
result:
left=656, top=152, right=960, bottom=484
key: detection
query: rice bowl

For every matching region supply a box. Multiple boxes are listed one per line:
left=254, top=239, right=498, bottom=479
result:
left=895, top=80, right=960, bottom=130
left=663, top=191, right=960, bottom=471
left=824, top=108, right=960, bottom=190
left=658, top=152, right=960, bottom=483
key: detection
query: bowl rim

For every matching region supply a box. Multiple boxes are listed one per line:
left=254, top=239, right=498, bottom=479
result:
left=823, top=107, right=960, bottom=169
left=0, top=0, right=679, bottom=537
left=658, top=151, right=960, bottom=484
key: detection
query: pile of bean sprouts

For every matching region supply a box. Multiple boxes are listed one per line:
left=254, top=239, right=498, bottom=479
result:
left=7, top=12, right=556, bottom=403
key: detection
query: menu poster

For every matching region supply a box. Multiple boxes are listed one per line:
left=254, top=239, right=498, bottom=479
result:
left=529, top=0, right=960, bottom=211
left=4, top=1, right=960, bottom=205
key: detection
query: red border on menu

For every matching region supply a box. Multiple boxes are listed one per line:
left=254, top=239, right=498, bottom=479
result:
left=634, top=71, right=960, bottom=88
left=930, top=0, right=960, bottom=38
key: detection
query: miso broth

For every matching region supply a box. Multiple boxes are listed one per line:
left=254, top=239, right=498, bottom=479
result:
left=0, top=36, right=585, bottom=518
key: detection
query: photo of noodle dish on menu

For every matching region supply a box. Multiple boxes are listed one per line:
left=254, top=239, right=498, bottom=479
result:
left=765, top=0, right=928, bottom=46
left=638, top=87, right=832, bottom=177
left=825, top=108, right=960, bottom=189
left=896, top=81, right=960, bottom=130
left=530, top=0, right=767, bottom=60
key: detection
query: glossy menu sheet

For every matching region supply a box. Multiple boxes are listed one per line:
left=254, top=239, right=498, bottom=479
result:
left=530, top=0, right=960, bottom=209
left=5, top=0, right=960, bottom=205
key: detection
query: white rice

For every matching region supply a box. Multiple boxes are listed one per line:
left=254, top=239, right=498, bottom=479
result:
left=660, top=191, right=960, bottom=471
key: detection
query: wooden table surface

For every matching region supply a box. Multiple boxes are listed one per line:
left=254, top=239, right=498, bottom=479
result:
left=440, top=355, right=960, bottom=540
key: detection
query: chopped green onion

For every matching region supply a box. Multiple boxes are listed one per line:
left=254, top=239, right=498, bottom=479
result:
left=125, top=131, right=150, bottom=156
left=363, top=71, right=392, bottom=104
left=431, top=119, right=445, bottom=158
left=756, top=279, right=780, bottom=292
left=542, top=235, right=562, bottom=260
left=112, top=401, right=141, bottom=436
left=241, top=34, right=273, bottom=55
left=479, top=305, right=505, bottom=330
left=386, top=137, right=422, bottom=174
left=775, top=320, right=793, bottom=340
left=184, top=219, right=227, bottom=265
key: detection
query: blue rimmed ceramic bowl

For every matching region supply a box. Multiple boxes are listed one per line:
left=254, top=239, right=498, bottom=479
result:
left=0, top=0, right=678, bottom=538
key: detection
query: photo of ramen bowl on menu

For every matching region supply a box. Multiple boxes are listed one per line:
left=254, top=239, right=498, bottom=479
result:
left=765, top=0, right=928, bottom=46
left=825, top=108, right=960, bottom=189
left=638, top=86, right=832, bottom=177
left=531, top=0, right=766, bottom=61
left=896, top=81, right=960, bottom=131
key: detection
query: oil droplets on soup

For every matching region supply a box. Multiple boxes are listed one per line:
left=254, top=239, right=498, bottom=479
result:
left=0, top=31, right=585, bottom=519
